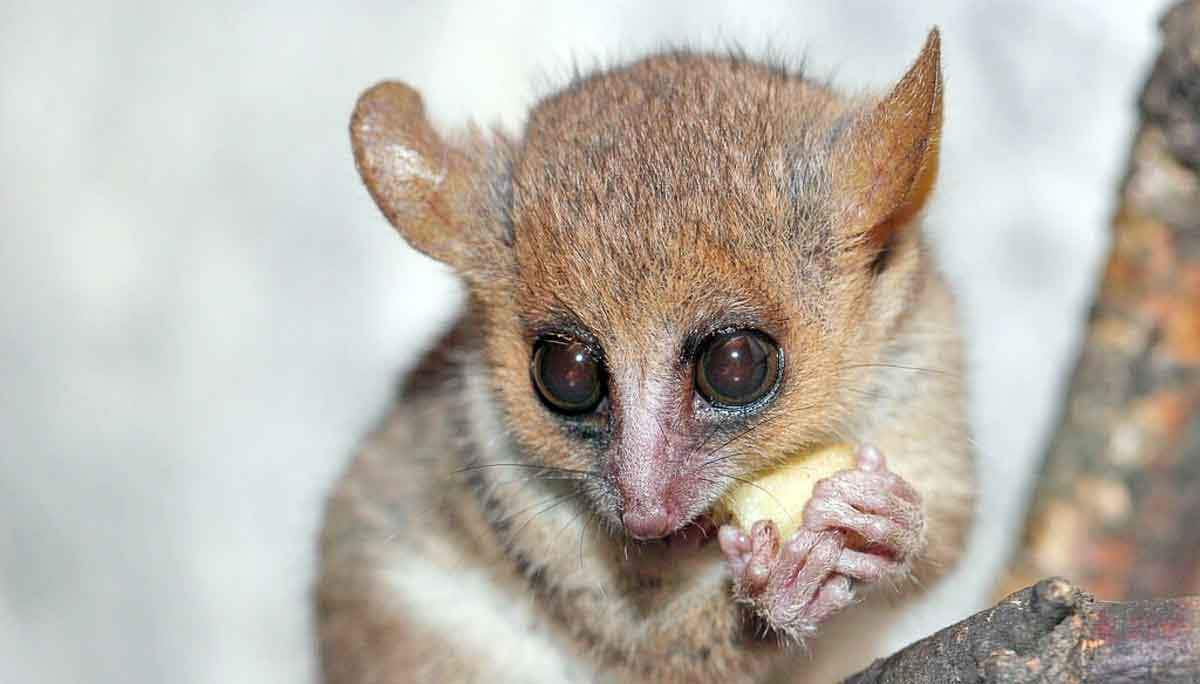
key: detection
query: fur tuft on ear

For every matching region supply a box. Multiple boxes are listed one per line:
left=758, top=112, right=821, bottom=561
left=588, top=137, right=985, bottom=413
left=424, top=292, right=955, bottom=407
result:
left=350, top=81, right=476, bottom=268
left=830, top=28, right=943, bottom=252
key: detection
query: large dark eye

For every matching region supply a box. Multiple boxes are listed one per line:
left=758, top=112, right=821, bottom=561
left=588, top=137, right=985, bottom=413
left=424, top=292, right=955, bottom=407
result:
left=695, top=330, right=781, bottom=407
left=531, top=339, right=605, bottom=414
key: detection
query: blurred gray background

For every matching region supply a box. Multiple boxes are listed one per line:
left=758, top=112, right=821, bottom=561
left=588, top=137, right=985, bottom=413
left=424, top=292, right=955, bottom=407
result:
left=0, top=1, right=1171, bottom=682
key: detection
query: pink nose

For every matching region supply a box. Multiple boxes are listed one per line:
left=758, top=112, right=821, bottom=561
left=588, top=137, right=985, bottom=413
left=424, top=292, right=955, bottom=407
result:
left=622, top=504, right=671, bottom=540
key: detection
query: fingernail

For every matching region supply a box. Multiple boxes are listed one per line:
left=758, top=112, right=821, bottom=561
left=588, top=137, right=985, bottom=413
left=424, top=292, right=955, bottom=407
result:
left=718, top=525, right=743, bottom=548
left=858, top=444, right=885, bottom=471
left=749, top=563, right=769, bottom=584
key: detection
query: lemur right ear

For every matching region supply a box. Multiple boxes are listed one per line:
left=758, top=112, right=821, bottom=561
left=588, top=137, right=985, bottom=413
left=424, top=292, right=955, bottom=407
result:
left=350, top=82, right=477, bottom=269
left=828, top=29, right=943, bottom=253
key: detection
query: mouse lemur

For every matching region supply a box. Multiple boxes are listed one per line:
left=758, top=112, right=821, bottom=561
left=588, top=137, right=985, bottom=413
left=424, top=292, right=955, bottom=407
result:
left=318, top=28, right=974, bottom=683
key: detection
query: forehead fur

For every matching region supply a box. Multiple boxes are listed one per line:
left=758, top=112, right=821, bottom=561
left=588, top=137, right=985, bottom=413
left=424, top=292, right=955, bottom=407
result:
left=507, top=52, right=854, bottom=337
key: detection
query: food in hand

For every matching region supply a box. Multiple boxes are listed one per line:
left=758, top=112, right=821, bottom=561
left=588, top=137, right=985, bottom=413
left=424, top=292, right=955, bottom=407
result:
left=717, top=443, right=857, bottom=538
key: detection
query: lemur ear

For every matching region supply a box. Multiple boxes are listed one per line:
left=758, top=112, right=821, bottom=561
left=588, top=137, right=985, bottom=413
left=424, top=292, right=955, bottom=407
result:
left=830, top=29, right=943, bottom=251
left=350, top=82, right=478, bottom=269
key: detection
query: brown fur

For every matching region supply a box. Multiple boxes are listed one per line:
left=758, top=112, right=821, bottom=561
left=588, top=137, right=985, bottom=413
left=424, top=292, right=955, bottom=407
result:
left=320, top=29, right=974, bottom=682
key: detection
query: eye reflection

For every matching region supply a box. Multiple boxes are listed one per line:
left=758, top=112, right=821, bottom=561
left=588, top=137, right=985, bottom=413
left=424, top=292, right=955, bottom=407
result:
left=695, top=330, right=780, bottom=407
left=531, top=339, right=605, bottom=414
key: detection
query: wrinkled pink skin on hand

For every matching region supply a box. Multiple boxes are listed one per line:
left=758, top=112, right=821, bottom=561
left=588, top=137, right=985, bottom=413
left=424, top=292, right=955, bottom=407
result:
left=718, top=445, right=925, bottom=640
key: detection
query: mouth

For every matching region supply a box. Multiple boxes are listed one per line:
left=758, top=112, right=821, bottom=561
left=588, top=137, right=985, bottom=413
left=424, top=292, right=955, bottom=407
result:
left=653, top=512, right=722, bottom=551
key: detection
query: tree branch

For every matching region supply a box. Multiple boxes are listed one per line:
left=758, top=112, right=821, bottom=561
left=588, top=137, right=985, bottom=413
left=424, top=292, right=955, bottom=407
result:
left=843, top=578, right=1200, bottom=683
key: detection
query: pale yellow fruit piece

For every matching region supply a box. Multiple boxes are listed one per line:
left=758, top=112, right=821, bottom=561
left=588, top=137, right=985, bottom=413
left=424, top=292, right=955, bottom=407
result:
left=717, top=443, right=857, bottom=539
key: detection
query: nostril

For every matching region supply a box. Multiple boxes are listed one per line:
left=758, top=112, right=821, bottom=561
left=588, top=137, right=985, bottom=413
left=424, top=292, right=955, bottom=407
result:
left=622, top=505, right=671, bottom=540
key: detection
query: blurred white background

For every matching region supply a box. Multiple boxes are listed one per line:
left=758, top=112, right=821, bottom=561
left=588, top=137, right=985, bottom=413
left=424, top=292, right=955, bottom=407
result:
left=0, top=1, right=1171, bottom=682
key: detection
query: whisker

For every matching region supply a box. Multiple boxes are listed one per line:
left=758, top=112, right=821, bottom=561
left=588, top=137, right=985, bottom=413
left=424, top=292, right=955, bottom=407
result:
left=695, top=413, right=787, bottom=468
left=650, top=409, right=685, bottom=471
left=578, top=504, right=592, bottom=573
left=452, top=462, right=599, bottom=480
left=838, top=382, right=961, bottom=438
left=712, top=473, right=790, bottom=520
left=841, top=362, right=957, bottom=378
left=693, top=412, right=740, bottom=454
left=690, top=404, right=822, bottom=476
left=842, top=386, right=888, bottom=402
left=482, top=476, right=592, bottom=490
left=548, top=502, right=591, bottom=564
left=507, top=491, right=586, bottom=544
left=685, top=517, right=712, bottom=539
left=472, top=470, right=589, bottom=507
left=494, top=487, right=582, bottom=530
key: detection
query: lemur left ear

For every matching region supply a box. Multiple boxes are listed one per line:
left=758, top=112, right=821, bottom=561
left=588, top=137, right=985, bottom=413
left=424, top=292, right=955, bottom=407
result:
left=830, top=28, right=943, bottom=251
left=351, top=81, right=479, bottom=270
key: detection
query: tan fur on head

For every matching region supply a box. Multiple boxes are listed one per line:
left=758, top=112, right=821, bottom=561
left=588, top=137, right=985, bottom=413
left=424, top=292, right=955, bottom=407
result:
left=352, top=30, right=943, bottom=277
left=350, top=30, right=943, bottom=289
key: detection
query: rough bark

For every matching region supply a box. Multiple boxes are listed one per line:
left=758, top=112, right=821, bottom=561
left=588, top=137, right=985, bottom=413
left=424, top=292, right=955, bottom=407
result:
left=1000, top=0, right=1200, bottom=602
left=842, top=578, right=1200, bottom=684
